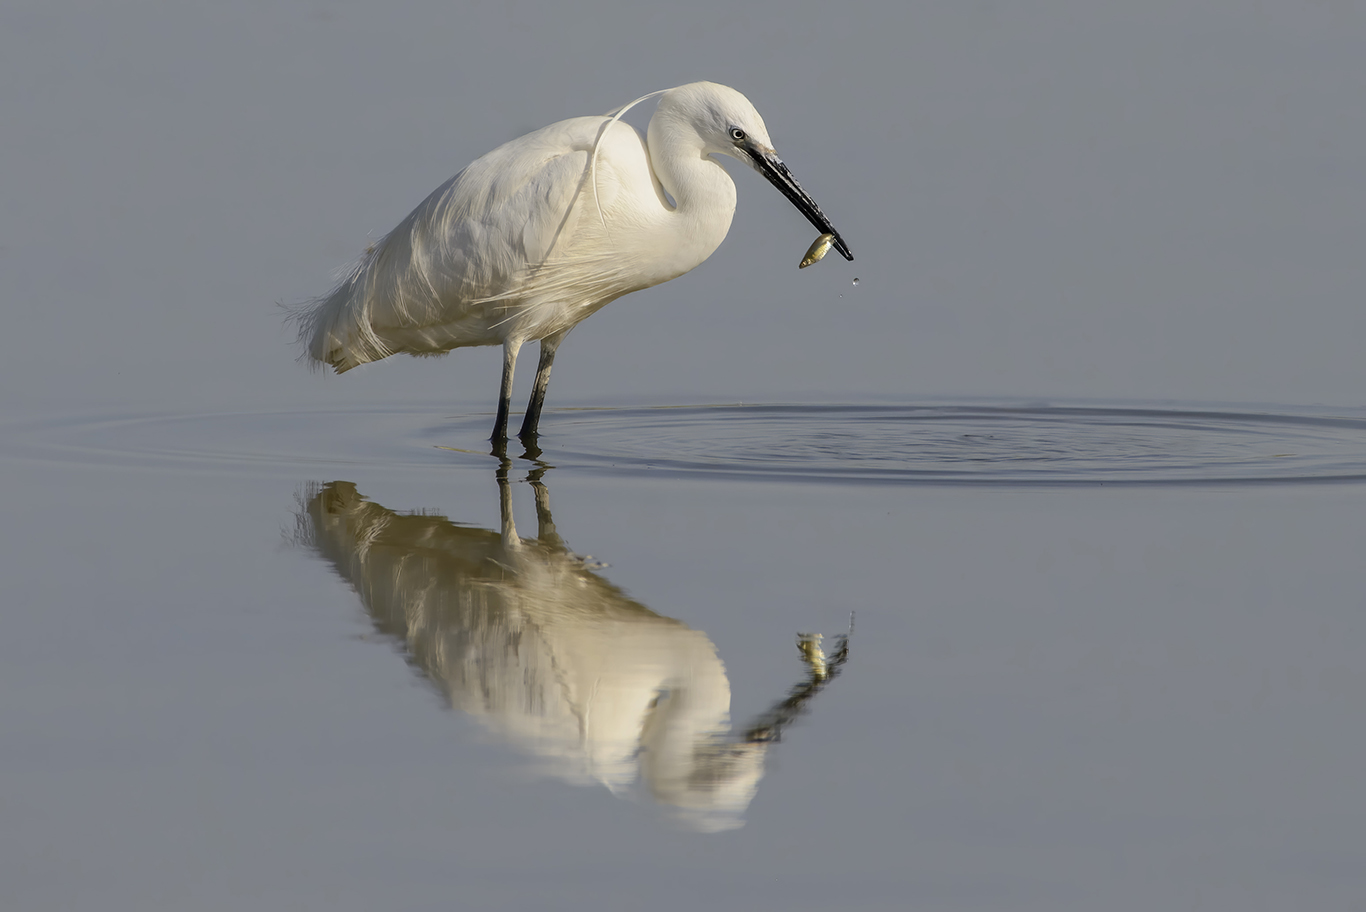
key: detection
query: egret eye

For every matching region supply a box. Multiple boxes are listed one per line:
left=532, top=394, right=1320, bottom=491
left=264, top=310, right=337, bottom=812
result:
left=729, top=127, right=746, bottom=142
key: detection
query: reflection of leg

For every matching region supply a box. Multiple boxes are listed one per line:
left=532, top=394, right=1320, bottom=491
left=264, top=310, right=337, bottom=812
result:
left=530, top=478, right=564, bottom=548
left=519, top=330, right=567, bottom=440
left=496, top=459, right=520, bottom=546
left=492, top=337, right=524, bottom=443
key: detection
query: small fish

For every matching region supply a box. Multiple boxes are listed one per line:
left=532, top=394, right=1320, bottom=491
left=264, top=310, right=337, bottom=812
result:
left=799, top=233, right=836, bottom=269
left=797, top=632, right=828, bottom=680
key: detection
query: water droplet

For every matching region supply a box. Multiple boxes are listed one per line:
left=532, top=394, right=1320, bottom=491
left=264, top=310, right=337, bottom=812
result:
left=852, top=277, right=860, bottom=286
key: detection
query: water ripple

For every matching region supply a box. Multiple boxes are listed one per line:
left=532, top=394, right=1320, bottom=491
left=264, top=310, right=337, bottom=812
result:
left=9, top=402, right=1366, bottom=486
left=538, top=404, right=1366, bottom=486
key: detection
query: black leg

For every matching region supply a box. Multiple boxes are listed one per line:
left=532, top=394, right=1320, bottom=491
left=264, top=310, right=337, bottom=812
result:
left=518, top=331, right=566, bottom=440
left=492, top=337, right=523, bottom=444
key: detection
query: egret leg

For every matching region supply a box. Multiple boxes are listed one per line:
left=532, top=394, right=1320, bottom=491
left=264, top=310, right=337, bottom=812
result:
left=518, top=330, right=567, bottom=440
left=492, top=337, right=524, bottom=442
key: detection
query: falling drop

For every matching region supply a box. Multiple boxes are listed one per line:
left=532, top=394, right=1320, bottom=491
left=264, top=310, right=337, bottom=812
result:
left=852, top=277, right=860, bottom=286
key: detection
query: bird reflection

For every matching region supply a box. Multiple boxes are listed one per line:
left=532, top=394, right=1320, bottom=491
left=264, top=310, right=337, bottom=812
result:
left=294, top=466, right=850, bottom=831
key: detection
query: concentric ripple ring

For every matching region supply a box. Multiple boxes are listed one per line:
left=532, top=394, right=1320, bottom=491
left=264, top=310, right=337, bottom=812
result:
left=9, top=402, right=1366, bottom=487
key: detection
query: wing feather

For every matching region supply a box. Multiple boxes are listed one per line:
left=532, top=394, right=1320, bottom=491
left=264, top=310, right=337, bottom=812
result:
left=295, top=117, right=649, bottom=370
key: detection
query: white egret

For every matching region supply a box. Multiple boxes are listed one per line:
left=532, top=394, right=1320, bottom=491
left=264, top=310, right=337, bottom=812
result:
left=295, top=81, right=852, bottom=443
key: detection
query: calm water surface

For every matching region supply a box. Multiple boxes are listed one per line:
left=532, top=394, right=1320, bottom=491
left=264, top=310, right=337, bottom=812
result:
left=9, top=3, right=1366, bottom=908
left=4, top=401, right=1365, bottom=911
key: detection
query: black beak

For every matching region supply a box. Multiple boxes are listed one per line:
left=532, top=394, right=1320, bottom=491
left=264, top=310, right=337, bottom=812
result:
left=749, top=145, right=853, bottom=261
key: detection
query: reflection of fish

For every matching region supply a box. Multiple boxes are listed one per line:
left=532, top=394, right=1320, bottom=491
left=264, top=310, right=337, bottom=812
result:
left=799, top=232, right=836, bottom=268
left=295, top=472, right=850, bottom=831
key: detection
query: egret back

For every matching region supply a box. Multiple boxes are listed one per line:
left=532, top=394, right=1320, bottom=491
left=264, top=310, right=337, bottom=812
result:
left=295, top=117, right=675, bottom=372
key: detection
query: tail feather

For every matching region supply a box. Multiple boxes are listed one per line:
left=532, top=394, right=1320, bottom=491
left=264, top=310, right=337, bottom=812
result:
left=289, top=173, right=485, bottom=372
left=288, top=247, right=394, bottom=372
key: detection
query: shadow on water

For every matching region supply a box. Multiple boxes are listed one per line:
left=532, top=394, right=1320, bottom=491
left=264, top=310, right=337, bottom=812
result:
left=291, top=463, right=851, bottom=832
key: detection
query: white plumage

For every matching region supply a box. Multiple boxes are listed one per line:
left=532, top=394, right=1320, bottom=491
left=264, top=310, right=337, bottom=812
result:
left=295, top=81, right=851, bottom=443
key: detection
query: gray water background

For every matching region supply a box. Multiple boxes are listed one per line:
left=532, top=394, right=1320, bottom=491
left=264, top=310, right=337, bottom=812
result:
left=3, top=3, right=1366, bottom=910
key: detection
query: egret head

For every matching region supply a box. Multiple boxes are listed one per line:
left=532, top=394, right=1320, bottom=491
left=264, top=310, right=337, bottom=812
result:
left=658, top=82, right=853, bottom=262
left=659, top=82, right=776, bottom=158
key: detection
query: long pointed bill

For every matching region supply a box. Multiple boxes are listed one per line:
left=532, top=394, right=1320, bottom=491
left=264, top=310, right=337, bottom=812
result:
left=749, top=146, right=853, bottom=261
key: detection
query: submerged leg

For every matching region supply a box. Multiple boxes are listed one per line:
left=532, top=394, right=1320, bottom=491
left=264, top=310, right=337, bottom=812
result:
left=518, top=330, right=567, bottom=440
left=492, top=337, right=524, bottom=443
